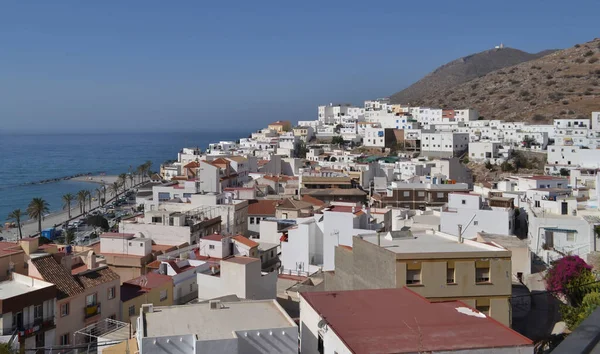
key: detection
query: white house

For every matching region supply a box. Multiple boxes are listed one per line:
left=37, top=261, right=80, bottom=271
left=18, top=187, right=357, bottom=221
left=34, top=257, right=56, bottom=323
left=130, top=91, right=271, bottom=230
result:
left=468, top=141, right=507, bottom=164
left=157, top=259, right=210, bottom=304
left=421, top=132, right=469, bottom=157
left=440, top=193, right=515, bottom=239
left=196, top=256, right=277, bottom=301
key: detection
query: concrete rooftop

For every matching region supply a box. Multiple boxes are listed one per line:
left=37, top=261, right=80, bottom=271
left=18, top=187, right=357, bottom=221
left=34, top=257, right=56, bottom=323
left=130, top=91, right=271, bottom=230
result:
left=0, top=277, right=53, bottom=299
left=358, top=230, right=509, bottom=258
left=143, top=300, right=296, bottom=340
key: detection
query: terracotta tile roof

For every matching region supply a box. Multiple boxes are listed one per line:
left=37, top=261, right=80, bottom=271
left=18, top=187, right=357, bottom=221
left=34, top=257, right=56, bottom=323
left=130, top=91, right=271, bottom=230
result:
left=226, top=156, right=248, bottom=163
left=146, top=260, right=161, bottom=269
left=203, top=234, right=228, bottom=242
left=0, top=242, right=24, bottom=257
left=30, top=255, right=84, bottom=299
left=211, top=158, right=231, bottom=166
left=124, top=272, right=172, bottom=289
left=277, top=198, right=315, bottom=211
left=183, top=161, right=200, bottom=169
left=232, top=235, right=259, bottom=248
left=76, top=266, right=120, bottom=289
left=247, top=199, right=279, bottom=216
left=301, top=195, right=326, bottom=208
left=301, top=288, right=532, bottom=353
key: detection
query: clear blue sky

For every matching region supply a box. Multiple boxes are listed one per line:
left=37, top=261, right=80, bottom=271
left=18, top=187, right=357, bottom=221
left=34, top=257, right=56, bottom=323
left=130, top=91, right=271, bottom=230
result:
left=1, top=0, right=598, bottom=133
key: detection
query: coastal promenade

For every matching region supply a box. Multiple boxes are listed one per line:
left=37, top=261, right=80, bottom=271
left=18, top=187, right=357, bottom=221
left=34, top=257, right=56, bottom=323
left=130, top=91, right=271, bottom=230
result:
left=0, top=175, right=133, bottom=241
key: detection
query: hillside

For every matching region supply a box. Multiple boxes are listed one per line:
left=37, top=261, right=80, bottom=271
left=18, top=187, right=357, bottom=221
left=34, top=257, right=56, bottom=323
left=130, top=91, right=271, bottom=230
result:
left=396, top=39, right=600, bottom=123
left=390, top=47, right=554, bottom=104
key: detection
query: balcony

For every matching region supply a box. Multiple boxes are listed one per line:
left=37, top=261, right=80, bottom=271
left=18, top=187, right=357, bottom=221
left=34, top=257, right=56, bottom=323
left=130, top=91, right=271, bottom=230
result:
left=84, top=303, right=101, bottom=319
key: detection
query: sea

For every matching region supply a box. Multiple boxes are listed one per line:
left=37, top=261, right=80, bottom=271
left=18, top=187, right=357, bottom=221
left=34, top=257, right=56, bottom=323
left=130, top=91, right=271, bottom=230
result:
left=0, top=131, right=248, bottom=223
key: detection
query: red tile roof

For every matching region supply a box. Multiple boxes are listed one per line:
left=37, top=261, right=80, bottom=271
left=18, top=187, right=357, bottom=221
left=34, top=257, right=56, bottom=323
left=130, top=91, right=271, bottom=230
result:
left=202, top=234, right=228, bottom=242
left=121, top=273, right=173, bottom=302
left=232, top=235, right=259, bottom=248
left=183, top=161, right=200, bottom=169
left=0, top=242, right=23, bottom=257
left=301, top=195, right=326, bottom=207
left=301, top=288, right=532, bottom=353
left=247, top=199, right=279, bottom=216
left=31, top=255, right=84, bottom=299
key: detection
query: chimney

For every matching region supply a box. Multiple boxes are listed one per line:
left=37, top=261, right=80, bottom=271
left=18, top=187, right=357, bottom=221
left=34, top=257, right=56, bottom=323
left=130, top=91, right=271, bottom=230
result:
left=458, top=224, right=463, bottom=243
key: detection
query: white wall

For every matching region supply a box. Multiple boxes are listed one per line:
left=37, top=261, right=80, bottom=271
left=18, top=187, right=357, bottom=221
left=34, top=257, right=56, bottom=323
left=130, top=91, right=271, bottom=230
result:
left=100, top=237, right=152, bottom=256
left=440, top=208, right=514, bottom=239
left=119, top=223, right=192, bottom=246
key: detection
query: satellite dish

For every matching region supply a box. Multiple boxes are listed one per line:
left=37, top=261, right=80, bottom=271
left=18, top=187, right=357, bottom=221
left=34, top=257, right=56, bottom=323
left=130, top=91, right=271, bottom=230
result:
left=317, top=319, right=327, bottom=330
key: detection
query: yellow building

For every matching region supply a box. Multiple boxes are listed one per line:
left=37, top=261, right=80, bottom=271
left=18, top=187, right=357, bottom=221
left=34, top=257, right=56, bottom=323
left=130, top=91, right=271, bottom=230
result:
left=325, top=230, right=513, bottom=326
left=268, top=120, right=292, bottom=133
left=120, top=272, right=173, bottom=323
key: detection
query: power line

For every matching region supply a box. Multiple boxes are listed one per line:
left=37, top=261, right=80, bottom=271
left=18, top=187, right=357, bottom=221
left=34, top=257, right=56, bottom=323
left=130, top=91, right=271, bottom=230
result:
left=510, top=279, right=600, bottom=299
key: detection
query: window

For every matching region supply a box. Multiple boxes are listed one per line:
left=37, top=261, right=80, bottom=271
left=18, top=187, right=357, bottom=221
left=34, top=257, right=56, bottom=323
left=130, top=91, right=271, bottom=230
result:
left=34, top=304, right=43, bottom=321
left=256, top=218, right=261, bottom=224
left=473, top=221, right=478, bottom=226
left=60, top=333, right=70, bottom=346
left=461, top=199, right=466, bottom=205
left=476, top=299, right=490, bottom=315
left=108, top=286, right=116, bottom=300
left=128, top=305, right=135, bottom=316
left=209, top=245, right=215, bottom=250
left=406, top=263, right=421, bottom=285
left=250, top=217, right=255, bottom=224
left=318, top=333, right=324, bottom=354
left=61, top=302, right=70, bottom=317
left=417, top=191, right=425, bottom=197
left=270, top=250, right=274, bottom=257
left=403, top=191, right=410, bottom=197
left=567, top=232, right=576, bottom=242
left=447, top=262, right=455, bottom=283
left=160, top=289, right=168, bottom=301
left=437, top=192, right=444, bottom=198
left=476, top=261, right=490, bottom=283
left=86, top=293, right=97, bottom=306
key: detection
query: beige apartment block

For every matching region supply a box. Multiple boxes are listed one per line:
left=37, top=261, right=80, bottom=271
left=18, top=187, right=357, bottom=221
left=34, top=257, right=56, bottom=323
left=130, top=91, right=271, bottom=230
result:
left=325, top=230, right=513, bottom=326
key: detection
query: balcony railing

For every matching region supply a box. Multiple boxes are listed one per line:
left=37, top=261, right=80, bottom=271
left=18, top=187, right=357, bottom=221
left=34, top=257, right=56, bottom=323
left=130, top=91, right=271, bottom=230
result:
left=84, top=303, right=101, bottom=319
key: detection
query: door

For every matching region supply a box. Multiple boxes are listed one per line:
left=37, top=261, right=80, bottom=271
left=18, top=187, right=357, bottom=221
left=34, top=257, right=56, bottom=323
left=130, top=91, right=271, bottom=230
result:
left=545, top=230, right=554, bottom=249
left=561, top=202, right=568, bottom=215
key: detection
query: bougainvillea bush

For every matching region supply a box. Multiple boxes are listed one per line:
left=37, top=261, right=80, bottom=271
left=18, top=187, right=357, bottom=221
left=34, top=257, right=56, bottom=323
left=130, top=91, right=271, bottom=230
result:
left=545, top=256, right=593, bottom=302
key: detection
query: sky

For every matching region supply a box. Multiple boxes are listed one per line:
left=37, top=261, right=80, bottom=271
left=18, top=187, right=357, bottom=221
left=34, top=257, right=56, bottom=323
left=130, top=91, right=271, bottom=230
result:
left=1, top=0, right=599, bottom=134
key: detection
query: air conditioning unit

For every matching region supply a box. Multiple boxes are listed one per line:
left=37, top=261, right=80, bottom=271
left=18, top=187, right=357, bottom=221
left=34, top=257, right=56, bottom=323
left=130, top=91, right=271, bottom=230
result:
left=209, top=300, right=222, bottom=310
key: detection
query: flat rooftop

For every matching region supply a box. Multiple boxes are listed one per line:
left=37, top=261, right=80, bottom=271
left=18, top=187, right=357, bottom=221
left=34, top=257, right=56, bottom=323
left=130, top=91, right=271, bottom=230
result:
left=0, top=277, right=53, bottom=299
left=143, top=300, right=296, bottom=340
left=358, top=230, right=509, bottom=258
left=302, top=288, right=532, bottom=353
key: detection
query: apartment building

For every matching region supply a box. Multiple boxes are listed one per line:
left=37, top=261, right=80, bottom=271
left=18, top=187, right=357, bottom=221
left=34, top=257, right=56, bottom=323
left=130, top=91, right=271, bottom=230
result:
left=421, top=132, right=469, bottom=157
left=363, top=126, right=397, bottom=148
left=121, top=273, right=174, bottom=323
left=0, top=274, right=57, bottom=352
left=135, top=300, right=297, bottom=354
left=300, top=288, right=532, bottom=354
left=325, top=230, right=513, bottom=326
left=28, top=252, right=121, bottom=347
left=372, top=182, right=470, bottom=209
left=468, top=141, right=509, bottom=164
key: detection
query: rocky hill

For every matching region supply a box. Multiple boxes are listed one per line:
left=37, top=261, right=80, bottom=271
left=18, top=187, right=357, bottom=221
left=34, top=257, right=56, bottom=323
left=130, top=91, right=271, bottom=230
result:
left=393, top=39, right=600, bottom=123
left=390, top=47, right=554, bottom=104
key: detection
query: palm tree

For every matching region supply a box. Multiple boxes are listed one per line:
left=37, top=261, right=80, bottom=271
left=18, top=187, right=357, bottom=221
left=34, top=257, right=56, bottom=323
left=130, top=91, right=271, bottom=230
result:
left=27, top=198, right=49, bottom=236
left=7, top=209, right=23, bottom=239
left=96, top=187, right=104, bottom=206
left=128, top=174, right=135, bottom=188
left=77, top=190, right=87, bottom=214
left=110, top=182, right=120, bottom=199
left=102, top=185, right=107, bottom=201
left=86, top=190, right=92, bottom=211
left=62, top=193, right=75, bottom=219
left=136, top=165, right=145, bottom=183
left=118, top=173, right=127, bottom=193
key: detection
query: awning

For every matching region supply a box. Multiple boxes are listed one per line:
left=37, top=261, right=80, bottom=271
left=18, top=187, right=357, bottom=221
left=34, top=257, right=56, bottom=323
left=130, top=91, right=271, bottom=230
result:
left=544, top=227, right=578, bottom=233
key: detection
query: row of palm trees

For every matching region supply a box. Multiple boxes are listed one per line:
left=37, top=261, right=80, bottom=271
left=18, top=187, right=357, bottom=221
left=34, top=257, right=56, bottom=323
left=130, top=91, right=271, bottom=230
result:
left=6, top=162, right=153, bottom=240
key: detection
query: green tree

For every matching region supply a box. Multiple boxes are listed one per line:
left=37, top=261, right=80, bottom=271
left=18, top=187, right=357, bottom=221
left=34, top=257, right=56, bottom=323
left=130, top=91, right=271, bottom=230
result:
left=85, top=215, right=110, bottom=231
left=27, top=198, right=50, bottom=236
left=331, top=135, right=345, bottom=146
left=0, top=343, right=16, bottom=354
left=7, top=209, right=23, bottom=239
left=500, top=161, right=514, bottom=172
left=296, top=141, right=309, bottom=158
left=118, top=173, right=127, bottom=193
left=65, top=228, right=75, bottom=245
left=522, top=136, right=537, bottom=148
left=561, top=291, right=600, bottom=330
left=128, top=174, right=135, bottom=188
left=62, top=193, right=75, bottom=219
left=110, top=182, right=120, bottom=199
left=96, top=187, right=104, bottom=206
left=77, top=190, right=87, bottom=214
left=560, top=168, right=570, bottom=177
left=86, top=190, right=92, bottom=211
left=330, top=156, right=337, bottom=162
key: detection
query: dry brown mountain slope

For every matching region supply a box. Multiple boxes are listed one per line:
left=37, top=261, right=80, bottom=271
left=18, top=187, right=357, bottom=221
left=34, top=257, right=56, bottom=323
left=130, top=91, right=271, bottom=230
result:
left=406, top=38, right=600, bottom=123
left=390, top=47, right=555, bottom=104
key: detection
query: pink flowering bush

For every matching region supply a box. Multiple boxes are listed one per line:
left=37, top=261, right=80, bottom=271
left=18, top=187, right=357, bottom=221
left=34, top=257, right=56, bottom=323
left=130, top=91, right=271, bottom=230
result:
left=545, top=256, right=592, bottom=298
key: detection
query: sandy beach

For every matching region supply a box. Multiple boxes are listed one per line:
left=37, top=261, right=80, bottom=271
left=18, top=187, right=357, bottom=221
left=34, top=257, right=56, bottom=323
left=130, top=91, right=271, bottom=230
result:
left=0, top=175, right=140, bottom=241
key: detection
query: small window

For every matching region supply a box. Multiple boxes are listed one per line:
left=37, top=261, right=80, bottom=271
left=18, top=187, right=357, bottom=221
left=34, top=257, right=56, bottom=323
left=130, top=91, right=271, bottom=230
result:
left=417, top=191, right=425, bottom=197
left=403, top=191, right=410, bottom=197
left=461, top=199, right=466, bottom=205
left=34, top=304, right=43, bottom=321
left=437, top=192, right=444, bottom=198
left=567, top=232, right=576, bottom=242
left=61, top=302, right=70, bottom=317
left=270, top=250, right=274, bottom=257
left=447, top=263, right=455, bottom=284
left=476, top=299, right=490, bottom=315
left=108, top=286, right=116, bottom=300
left=209, top=245, right=215, bottom=250
left=256, top=218, right=261, bottom=224
left=140, top=243, right=143, bottom=247
left=160, top=289, right=168, bottom=301
left=128, top=305, right=135, bottom=316
left=476, top=263, right=490, bottom=283
left=250, top=217, right=255, bottom=224
left=60, top=334, right=70, bottom=346
left=474, top=221, right=478, bottom=225
left=128, top=242, right=132, bottom=246
left=406, top=269, right=421, bottom=285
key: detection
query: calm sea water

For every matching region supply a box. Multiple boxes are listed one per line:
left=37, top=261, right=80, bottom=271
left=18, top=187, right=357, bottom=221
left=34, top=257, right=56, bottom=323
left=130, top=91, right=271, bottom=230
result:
left=0, top=131, right=246, bottom=222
